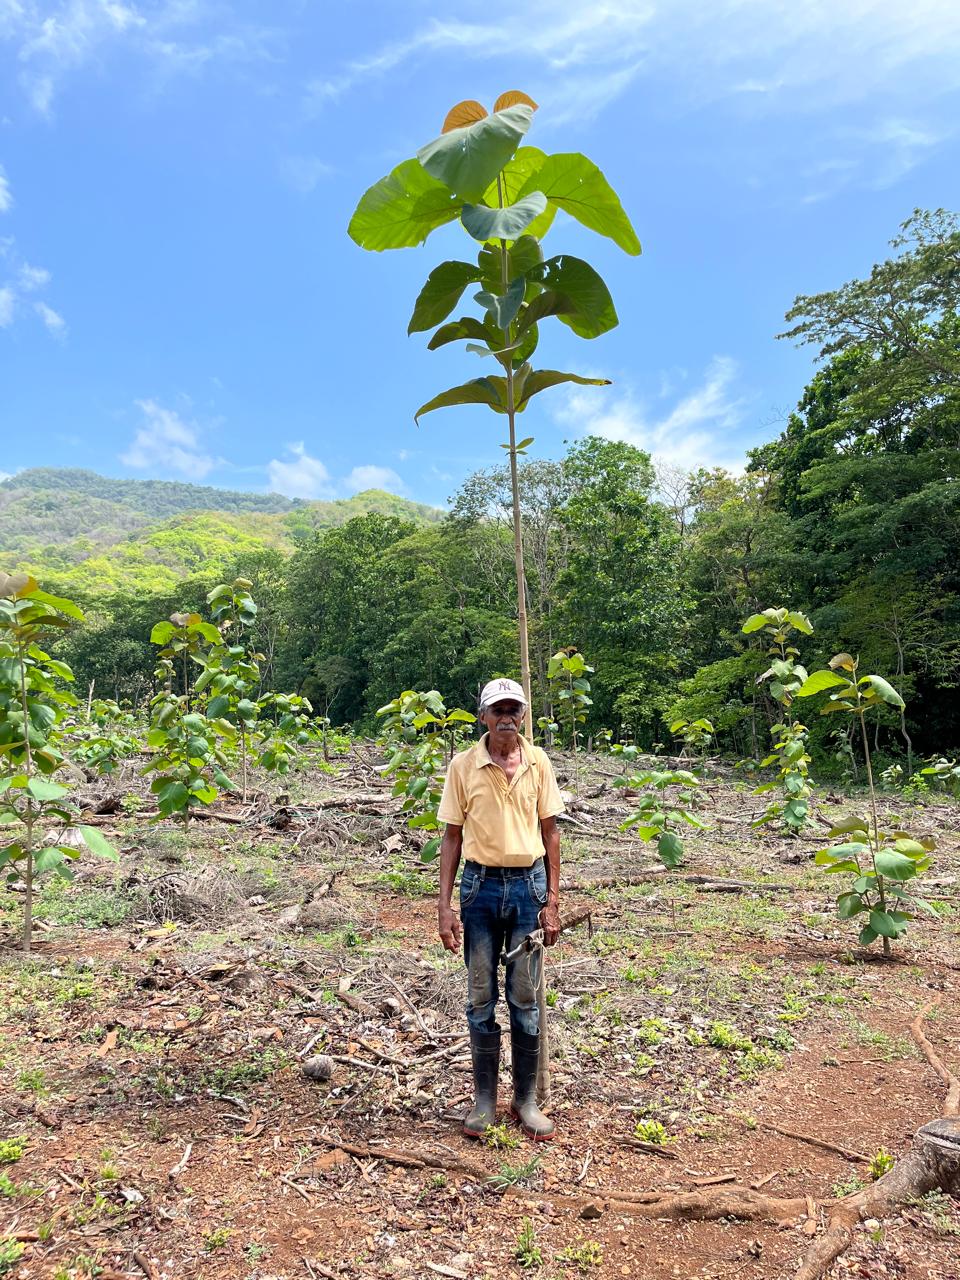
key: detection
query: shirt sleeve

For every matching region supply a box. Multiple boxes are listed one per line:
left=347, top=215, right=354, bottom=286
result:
left=437, top=753, right=466, bottom=825
left=536, top=749, right=566, bottom=819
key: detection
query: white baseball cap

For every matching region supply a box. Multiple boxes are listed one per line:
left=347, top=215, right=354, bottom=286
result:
left=479, top=678, right=528, bottom=710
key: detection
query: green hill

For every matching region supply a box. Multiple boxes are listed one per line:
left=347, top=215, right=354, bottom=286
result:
left=0, top=468, right=444, bottom=596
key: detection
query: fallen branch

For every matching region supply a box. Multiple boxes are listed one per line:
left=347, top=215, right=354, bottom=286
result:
left=757, top=1121, right=867, bottom=1163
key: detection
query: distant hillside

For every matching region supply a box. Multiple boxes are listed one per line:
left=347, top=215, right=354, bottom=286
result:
left=0, top=468, right=444, bottom=596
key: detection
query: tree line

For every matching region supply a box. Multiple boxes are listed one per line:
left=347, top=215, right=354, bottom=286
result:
left=51, top=209, right=959, bottom=768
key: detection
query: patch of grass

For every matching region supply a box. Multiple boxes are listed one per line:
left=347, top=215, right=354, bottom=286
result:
left=205, top=1048, right=291, bottom=1093
left=912, top=1190, right=960, bottom=1235
left=487, top=1154, right=541, bottom=1192
left=483, top=1122, right=521, bottom=1152
left=848, top=1021, right=915, bottom=1062
left=375, top=863, right=436, bottom=896
left=869, top=1147, right=895, bottom=1180
left=707, top=1021, right=752, bottom=1051
left=0, top=1240, right=25, bottom=1276
left=633, top=1118, right=669, bottom=1145
left=204, top=1227, right=233, bottom=1251
left=0, top=1139, right=26, bottom=1166
left=515, top=1218, right=543, bottom=1269
left=16, top=1066, right=49, bottom=1095
left=557, top=1238, right=603, bottom=1271
left=737, top=1045, right=784, bottom=1079
left=832, top=1172, right=865, bottom=1198
left=636, top=1017, right=668, bottom=1046
left=36, top=880, right=131, bottom=929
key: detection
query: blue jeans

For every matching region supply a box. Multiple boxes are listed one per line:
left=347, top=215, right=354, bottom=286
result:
left=459, top=859, right=547, bottom=1036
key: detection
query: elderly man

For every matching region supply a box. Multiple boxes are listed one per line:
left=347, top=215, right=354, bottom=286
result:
left=437, top=678, right=564, bottom=1141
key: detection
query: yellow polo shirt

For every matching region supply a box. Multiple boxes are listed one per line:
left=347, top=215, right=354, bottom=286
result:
left=437, top=734, right=565, bottom=867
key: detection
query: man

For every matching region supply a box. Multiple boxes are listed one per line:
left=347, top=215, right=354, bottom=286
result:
left=437, top=677, right=564, bottom=1141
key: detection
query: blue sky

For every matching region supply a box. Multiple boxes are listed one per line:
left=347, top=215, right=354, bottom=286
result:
left=2, top=0, right=959, bottom=508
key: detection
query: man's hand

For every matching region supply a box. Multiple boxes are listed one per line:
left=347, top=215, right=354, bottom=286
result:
left=541, top=900, right=561, bottom=947
left=438, top=905, right=462, bottom=953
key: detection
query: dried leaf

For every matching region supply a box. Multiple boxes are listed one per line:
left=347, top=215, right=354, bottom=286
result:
left=494, top=90, right=538, bottom=113
left=441, top=99, right=488, bottom=133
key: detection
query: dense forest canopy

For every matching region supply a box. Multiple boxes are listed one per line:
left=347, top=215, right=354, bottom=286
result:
left=5, top=209, right=958, bottom=763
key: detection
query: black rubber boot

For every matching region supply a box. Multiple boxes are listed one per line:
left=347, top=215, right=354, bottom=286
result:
left=463, top=1026, right=501, bottom=1138
left=509, top=1027, right=555, bottom=1141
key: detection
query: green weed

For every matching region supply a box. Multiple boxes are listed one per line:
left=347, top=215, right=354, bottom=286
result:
left=515, top=1218, right=543, bottom=1268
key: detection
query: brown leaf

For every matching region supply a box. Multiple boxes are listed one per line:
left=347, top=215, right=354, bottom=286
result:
left=493, top=90, right=538, bottom=113
left=95, top=1028, right=119, bottom=1058
left=441, top=99, right=488, bottom=133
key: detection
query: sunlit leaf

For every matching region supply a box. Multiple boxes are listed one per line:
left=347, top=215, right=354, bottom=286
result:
left=348, top=159, right=460, bottom=252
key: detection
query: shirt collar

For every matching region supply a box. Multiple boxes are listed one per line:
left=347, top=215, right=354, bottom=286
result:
left=475, top=732, right=532, bottom=768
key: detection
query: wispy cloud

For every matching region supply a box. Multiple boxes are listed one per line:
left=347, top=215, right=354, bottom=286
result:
left=0, top=285, right=14, bottom=327
left=34, top=299, right=65, bottom=333
left=3, top=0, right=278, bottom=114
left=18, top=262, right=50, bottom=290
left=278, top=154, right=333, bottom=194
left=267, top=442, right=335, bottom=500
left=121, top=398, right=219, bottom=480
left=0, top=167, right=12, bottom=214
left=344, top=464, right=404, bottom=494
left=554, top=356, right=751, bottom=473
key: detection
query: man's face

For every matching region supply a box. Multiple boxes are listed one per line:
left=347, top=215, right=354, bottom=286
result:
left=481, top=699, right=525, bottom=737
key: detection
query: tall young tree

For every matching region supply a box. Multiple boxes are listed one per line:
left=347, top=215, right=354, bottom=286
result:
left=349, top=93, right=640, bottom=732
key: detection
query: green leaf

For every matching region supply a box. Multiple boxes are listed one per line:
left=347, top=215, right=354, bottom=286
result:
left=481, top=147, right=546, bottom=206
left=474, top=276, right=526, bottom=329
left=657, top=830, right=684, bottom=869
left=857, top=923, right=878, bottom=946
left=29, top=589, right=84, bottom=620
left=517, top=152, right=641, bottom=255
left=869, top=908, right=909, bottom=939
left=859, top=675, right=905, bottom=709
left=417, top=104, right=535, bottom=202
left=26, top=778, right=70, bottom=801
left=427, top=316, right=490, bottom=350
left=348, top=158, right=461, bottom=251
left=524, top=254, right=618, bottom=338
left=34, top=846, right=71, bottom=875
left=150, top=621, right=176, bottom=645
left=837, top=892, right=866, bottom=918
left=515, top=369, right=611, bottom=411
left=420, top=836, right=441, bottom=864
left=461, top=192, right=548, bottom=243
left=874, top=849, right=919, bottom=882
left=77, top=825, right=119, bottom=861
left=414, top=378, right=503, bottom=424
left=795, top=670, right=851, bottom=697
left=826, top=817, right=870, bottom=838
left=741, top=614, right=768, bottom=634
left=408, top=261, right=482, bottom=334
left=893, top=838, right=927, bottom=856
left=785, top=611, right=814, bottom=634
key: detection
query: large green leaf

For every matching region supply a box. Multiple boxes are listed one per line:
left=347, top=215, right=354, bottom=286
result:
left=518, top=152, right=641, bottom=255
left=78, top=825, right=119, bottom=861
left=481, top=147, right=557, bottom=240
left=874, top=849, right=919, bottom=881
left=859, top=674, right=905, bottom=708
left=414, top=378, right=504, bottom=424
left=417, top=104, right=535, bottom=201
left=795, top=670, right=851, bottom=697
left=426, top=317, right=490, bottom=350
left=869, top=908, right=909, bottom=939
left=408, top=261, right=482, bottom=334
left=741, top=614, right=769, bottom=634
left=348, top=159, right=461, bottom=252
left=516, top=369, right=611, bottom=411
left=525, top=254, right=618, bottom=338
left=657, top=830, right=684, bottom=869
left=461, top=193, right=548, bottom=243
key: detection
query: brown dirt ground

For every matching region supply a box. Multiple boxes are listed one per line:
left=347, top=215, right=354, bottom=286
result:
left=1, top=746, right=959, bottom=1280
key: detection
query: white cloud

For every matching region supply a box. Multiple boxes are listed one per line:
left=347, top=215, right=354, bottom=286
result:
left=121, top=398, right=218, bottom=480
left=344, top=465, right=405, bottom=494
left=34, top=299, right=65, bottom=333
left=0, top=286, right=14, bottom=326
left=3, top=0, right=277, bottom=113
left=278, top=154, right=334, bottom=194
left=0, top=168, right=11, bottom=214
left=0, top=471, right=11, bottom=483
left=18, top=262, right=50, bottom=290
left=267, top=442, right=335, bottom=500
left=554, top=356, right=751, bottom=473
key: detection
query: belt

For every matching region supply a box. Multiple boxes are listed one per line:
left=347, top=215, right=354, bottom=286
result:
left=464, top=858, right=543, bottom=877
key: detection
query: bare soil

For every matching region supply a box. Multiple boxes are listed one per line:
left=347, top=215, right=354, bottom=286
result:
left=2, top=746, right=959, bottom=1280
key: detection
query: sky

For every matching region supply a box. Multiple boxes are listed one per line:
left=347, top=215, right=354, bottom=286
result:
left=1, top=0, right=959, bottom=509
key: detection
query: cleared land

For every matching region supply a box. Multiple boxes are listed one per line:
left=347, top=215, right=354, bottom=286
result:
left=1, top=744, right=958, bottom=1280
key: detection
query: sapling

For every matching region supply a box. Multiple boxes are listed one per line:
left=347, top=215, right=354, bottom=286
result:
left=547, top=647, right=593, bottom=793
left=144, top=612, right=236, bottom=827
left=669, top=717, right=715, bottom=772
left=350, top=92, right=640, bottom=732
left=200, top=579, right=262, bottom=800
left=615, top=768, right=707, bottom=868
left=0, top=573, right=118, bottom=950
left=377, top=690, right=475, bottom=862
left=742, top=607, right=814, bottom=834
left=796, top=654, right=935, bottom=955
